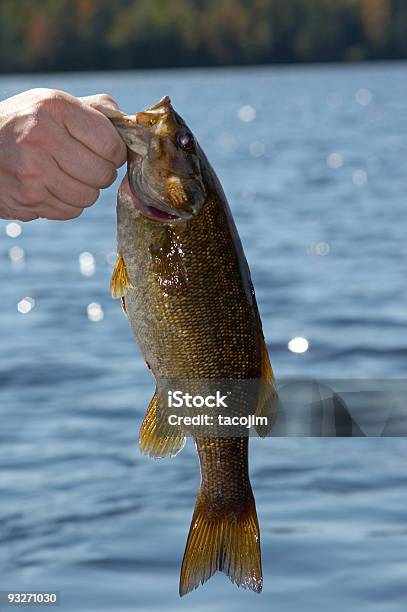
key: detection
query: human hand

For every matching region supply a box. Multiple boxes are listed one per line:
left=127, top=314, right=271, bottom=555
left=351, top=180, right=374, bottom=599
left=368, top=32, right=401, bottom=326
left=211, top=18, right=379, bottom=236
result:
left=0, top=88, right=127, bottom=221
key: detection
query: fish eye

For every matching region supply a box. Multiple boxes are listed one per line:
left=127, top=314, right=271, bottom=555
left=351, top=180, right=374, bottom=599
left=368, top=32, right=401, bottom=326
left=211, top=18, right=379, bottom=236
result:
left=177, top=131, right=193, bottom=149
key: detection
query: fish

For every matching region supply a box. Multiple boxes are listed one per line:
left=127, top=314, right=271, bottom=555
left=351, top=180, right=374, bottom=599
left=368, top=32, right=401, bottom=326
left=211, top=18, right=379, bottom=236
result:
left=108, top=97, right=277, bottom=596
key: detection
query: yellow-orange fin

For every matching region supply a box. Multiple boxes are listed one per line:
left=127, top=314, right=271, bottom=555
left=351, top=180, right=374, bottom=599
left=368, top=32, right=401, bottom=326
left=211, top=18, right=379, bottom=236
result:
left=110, top=254, right=133, bottom=299
left=139, top=390, right=186, bottom=459
left=254, top=335, right=278, bottom=437
left=179, top=493, right=262, bottom=596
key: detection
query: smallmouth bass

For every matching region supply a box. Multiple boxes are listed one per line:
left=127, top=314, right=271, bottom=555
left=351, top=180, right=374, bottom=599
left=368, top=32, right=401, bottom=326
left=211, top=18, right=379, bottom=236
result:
left=109, top=97, right=277, bottom=596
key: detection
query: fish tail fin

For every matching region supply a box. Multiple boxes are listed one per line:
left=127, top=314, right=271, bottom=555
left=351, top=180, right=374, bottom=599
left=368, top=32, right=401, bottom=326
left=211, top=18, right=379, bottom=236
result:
left=179, top=491, right=262, bottom=596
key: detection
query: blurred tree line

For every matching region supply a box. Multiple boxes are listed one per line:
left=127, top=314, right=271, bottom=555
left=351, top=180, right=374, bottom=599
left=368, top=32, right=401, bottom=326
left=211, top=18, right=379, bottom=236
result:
left=0, top=0, right=406, bottom=73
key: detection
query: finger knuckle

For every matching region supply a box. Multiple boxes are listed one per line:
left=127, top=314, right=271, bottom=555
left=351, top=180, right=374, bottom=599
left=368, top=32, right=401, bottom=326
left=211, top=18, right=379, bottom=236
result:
left=96, top=130, right=124, bottom=165
left=92, top=188, right=100, bottom=204
left=31, top=87, right=57, bottom=99
left=99, top=92, right=116, bottom=105
left=17, top=183, right=45, bottom=206
left=14, top=155, right=39, bottom=181
left=29, top=88, right=57, bottom=109
left=84, top=189, right=99, bottom=206
left=100, top=165, right=117, bottom=188
left=15, top=209, right=39, bottom=222
left=14, top=114, right=42, bottom=146
left=110, top=139, right=126, bottom=165
left=14, top=162, right=30, bottom=181
left=42, top=211, right=61, bottom=221
left=70, top=207, right=84, bottom=219
left=36, top=89, right=70, bottom=116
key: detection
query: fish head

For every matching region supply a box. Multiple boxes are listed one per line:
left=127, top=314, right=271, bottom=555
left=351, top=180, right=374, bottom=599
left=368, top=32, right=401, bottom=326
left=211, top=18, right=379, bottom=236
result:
left=113, top=96, right=206, bottom=223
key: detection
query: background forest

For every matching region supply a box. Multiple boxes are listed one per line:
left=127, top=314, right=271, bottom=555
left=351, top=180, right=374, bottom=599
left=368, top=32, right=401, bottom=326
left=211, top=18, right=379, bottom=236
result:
left=0, top=0, right=406, bottom=73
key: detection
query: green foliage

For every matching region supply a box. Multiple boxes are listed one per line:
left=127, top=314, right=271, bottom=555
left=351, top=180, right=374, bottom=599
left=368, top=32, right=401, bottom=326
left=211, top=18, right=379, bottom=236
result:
left=0, top=0, right=405, bottom=72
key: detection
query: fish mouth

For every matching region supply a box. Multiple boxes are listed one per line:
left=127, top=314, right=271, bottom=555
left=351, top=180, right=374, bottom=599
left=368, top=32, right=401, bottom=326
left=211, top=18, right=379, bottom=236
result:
left=146, top=205, right=179, bottom=221
left=120, top=176, right=189, bottom=224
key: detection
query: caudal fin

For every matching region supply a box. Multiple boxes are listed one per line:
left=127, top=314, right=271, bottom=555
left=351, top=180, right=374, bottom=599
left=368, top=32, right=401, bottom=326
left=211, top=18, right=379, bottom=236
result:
left=179, top=493, right=262, bottom=596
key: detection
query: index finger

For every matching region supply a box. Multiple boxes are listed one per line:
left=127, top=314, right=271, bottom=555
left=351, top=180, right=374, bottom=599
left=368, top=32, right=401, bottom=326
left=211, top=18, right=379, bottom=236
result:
left=62, top=98, right=127, bottom=167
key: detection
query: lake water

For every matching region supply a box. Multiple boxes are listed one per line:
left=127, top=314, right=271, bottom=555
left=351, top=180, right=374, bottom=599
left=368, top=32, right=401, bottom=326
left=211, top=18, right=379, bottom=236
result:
left=1, top=62, right=407, bottom=611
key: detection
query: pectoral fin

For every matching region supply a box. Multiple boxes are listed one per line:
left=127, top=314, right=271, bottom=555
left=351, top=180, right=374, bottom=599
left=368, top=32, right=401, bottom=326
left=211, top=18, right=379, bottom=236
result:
left=139, top=389, right=186, bottom=458
left=254, top=335, right=278, bottom=437
left=110, top=254, right=133, bottom=299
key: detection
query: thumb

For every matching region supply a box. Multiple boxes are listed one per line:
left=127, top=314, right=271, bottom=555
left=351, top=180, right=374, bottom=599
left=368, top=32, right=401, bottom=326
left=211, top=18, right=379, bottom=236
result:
left=79, top=93, right=125, bottom=120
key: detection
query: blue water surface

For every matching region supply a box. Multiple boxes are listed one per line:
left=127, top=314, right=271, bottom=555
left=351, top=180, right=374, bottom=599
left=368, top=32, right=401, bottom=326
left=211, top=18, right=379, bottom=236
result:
left=1, top=62, right=407, bottom=611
